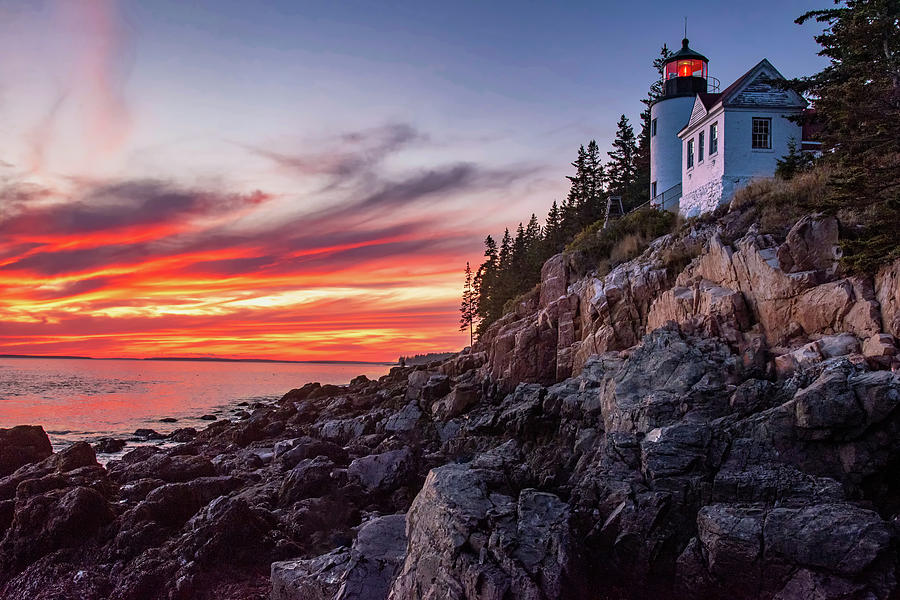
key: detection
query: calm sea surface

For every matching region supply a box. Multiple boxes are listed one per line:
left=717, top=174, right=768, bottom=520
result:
left=0, top=358, right=392, bottom=451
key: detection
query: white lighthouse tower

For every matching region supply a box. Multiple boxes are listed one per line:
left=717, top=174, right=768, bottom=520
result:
left=649, top=38, right=715, bottom=209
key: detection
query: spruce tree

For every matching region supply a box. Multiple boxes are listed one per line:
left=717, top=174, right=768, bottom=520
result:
left=792, top=1, right=900, bottom=205
left=790, top=0, right=900, bottom=270
left=607, top=115, right=639, bottom=209
left=459, top=262, right=476, bottom=346
left=584, top=140, right=607, bottom=226
left=475, top=235, right=500, bottom=333
left=512, top=222, right=527, bottom=285
left=544, top=200, right=563, bottom=253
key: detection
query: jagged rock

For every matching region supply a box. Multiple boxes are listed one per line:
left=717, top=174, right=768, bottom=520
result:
left=539, top=254, right=568, bottom=308
left=350, top=374, right=371, bottom=387
left=281, top=382, right=322, bottom=403
left=271, top=513, right=407, bottom=600
left=132, top=428, right=166, bottom=439
left=646, top=279, right=751, bottom=343
left=439, top=350, right=486, bottom=378
left=278, top=456, right=336, bottom=505
left=776, top=214, right=841, bottom=273
left=167, top=427, right=197, bottom=443
left=600, top=328, right=735, bottom=434
left=685, top=229, right=879, bottom=345
left=383, top=402, right=422, bottom=433
left=389, top=463, right=577, bottom=599
left=876, top=258, right=900, bottom=338
left=815, top=332, right=860, bottom=358
left=317, top=416, right=373, bottom=444
left=93, top=438, right=126, bottom=454
left=863, top=333, right=898, bottom=368
left=134, top=476, right=242, bottom=524
left=681, top=502, right=894, bottom=599
left=347, top=449, right=412, bottom=493
left=0, top=426, right=52, bottom=477
left=431, top=381, right=480, bottom=421
left=0, top=486, right=114, bottom=573
left=278, top=437, right=348, bottom=469
left=107, top=452, right=215, bottom=484
left=774, top=333, right=861, bottom=376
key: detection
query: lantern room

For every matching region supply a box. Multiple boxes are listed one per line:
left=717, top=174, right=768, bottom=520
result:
left=666, top=58, right=706, bottom=80
left=663, top=38, right=710, bottom=97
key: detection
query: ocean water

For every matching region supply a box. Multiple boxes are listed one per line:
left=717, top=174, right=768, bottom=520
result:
left=0, top=358, right=392, bottom=451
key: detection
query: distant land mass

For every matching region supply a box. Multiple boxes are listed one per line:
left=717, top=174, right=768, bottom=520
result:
left=0, top=354, right=396, bottom=365
left=399, top=352, right=457, bottom=365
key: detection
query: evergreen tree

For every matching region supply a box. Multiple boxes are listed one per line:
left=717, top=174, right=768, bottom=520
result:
left=776, top=139, right=817, bottom=179
left=565, top=145, right=588, bottom=209
left=606, top=115, right=639, bottom=209
left=583, top=140, right=607, bottom=225
left=789, top=0, right=900, bottom=270
left=544, top=200, right=564, bottom=253
left=497, top=228, right=514, bottom=306
left=459, top=262, right=477, bottom=346
left=512, top=222, right=527, bottom=283
left=791, top=0, right=900, bottom=208
left=475, top=235, right=501, bottom=333
left=524, top=214, right=544, bottom=283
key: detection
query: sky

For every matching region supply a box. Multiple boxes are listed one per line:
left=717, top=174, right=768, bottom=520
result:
left=0, top=0, right=829, bottom=361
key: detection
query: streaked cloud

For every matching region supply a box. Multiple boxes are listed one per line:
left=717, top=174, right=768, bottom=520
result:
left=0, top=123, right=541, bottom=360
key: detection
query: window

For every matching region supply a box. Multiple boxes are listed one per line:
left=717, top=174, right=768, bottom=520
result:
left=709, top=122, right=718, bottom=154
left=651, top=181, right=657, bottom=198
left=687, top=139, right=694, bottom=169
left=752, top=117, right=772, bottom=149
left=651, top=118, right=657, bottom=137
left=699, top=131, right=705, bottom=162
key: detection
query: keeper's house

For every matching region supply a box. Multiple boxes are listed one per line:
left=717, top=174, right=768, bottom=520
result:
left=649, top=39, right=817, bottom=217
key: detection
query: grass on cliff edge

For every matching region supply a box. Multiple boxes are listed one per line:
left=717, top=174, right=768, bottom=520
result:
left=730, top=167, right=900, bottom=274
left=564, top=207, right=678, bottom=277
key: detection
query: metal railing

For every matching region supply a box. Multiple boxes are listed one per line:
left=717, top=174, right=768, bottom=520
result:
left=628, top=183, right=682, bottom=215
left=600, top=183, right=682, bottom=226
left=655, top=75, right=720, bottom=93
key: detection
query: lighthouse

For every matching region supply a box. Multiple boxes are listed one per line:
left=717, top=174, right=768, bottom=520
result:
left=649, top=38, right=715, bottom=209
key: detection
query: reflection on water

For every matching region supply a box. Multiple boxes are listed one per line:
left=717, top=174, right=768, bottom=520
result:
left=0, top=358, right=392, bottom=449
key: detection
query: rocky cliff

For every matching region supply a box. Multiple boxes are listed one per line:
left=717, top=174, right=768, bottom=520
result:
left=0, top=202, right=898, bottom=600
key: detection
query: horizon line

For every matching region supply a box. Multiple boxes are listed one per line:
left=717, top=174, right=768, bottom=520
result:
left=0, top=354, right=400, bottom=366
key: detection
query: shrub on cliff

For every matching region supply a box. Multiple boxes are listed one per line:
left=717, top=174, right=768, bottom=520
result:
left=565, top=207, right=677, bottom=277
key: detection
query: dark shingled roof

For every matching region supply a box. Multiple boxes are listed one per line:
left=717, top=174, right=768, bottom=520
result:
left=667, top=38, right=709, bottom=63
left=719, top=61, right=769, bottom=103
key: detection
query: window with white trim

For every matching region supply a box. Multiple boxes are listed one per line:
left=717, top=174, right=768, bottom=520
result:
left=698, top=131, right=705, bottom=162
left=709, top=122, right=718, bottom=154
left=752, top=117, right=772, bottom=149
left=687, top=139, right=694, bottom=168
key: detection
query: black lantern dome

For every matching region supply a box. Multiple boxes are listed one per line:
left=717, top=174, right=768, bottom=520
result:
left=662, top=38, right=709, bottom=97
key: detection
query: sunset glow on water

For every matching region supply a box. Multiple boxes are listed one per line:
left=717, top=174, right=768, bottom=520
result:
left=0, top=357, right=391, bottom=448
